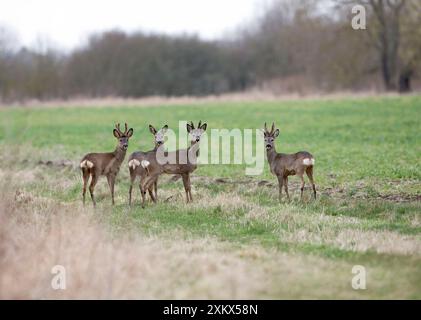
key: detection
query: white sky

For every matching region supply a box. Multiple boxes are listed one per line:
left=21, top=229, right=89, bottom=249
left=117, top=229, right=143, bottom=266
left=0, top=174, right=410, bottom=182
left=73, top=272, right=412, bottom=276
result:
left=0, top=0, right=267, bottom=50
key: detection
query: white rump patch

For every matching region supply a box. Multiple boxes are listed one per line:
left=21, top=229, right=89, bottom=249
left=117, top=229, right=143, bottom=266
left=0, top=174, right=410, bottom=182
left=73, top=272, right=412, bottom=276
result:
left=303, top=158, right=315, bottom=166
left=80, top=160, right=94, bottom=169
left=128, top=159, right=141, bottom=170
left=140, top=160, right=150, bottom=168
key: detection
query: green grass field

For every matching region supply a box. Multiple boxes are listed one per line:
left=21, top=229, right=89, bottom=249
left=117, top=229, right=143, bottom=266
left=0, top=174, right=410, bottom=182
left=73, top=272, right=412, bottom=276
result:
left=0, top=95, right=420, bottom=299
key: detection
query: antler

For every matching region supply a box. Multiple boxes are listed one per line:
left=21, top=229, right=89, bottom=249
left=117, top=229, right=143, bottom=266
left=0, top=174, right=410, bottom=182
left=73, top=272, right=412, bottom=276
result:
left=198, top=120, right=202, bottom=129
left=271, top=123, right=275, bottom=135
left=264, top=122, right=268, bottom=133
left=116, top=122, right=130, bottom=135
left=190, top=121, right=195, bottom=129
left=115, top=123, right=123, bottom=135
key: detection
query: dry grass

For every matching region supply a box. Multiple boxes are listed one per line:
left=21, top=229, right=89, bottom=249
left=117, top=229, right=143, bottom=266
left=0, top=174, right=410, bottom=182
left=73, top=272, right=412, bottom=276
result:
left=1, top=187, right=420, bottom=299
left=3, top=162, right=420, bottom=258
left=0, top=90, right=409, bottom=109
left=0, top=192, right=265, bottom=299
left=0, top=192, right=321, bottom=299
left=133, top=185, right=421, bottom=257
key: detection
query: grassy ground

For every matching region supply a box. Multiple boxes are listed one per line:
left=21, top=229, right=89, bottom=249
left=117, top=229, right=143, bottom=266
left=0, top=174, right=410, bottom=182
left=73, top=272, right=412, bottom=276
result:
left=0, top=95, right=420, bottom=299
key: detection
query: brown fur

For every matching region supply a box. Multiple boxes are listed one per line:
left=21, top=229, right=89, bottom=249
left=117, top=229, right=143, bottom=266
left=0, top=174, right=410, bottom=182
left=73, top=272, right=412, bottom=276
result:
left=264, top=122, right=316, bottom=202
left=139, top=121, right=207, bottom=207
left=80, top=123, right=133, bottom=206
left=128, top=124, right=168, bottom=206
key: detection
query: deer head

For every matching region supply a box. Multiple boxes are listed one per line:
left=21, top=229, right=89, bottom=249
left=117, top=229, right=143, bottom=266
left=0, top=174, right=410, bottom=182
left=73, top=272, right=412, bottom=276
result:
left=263, top=122, right=279, bottom=151
left=149, top=124, right=168, bottom=148
left=187, top=121, right=207, bottom=143
left=113, top=123, right=134, bottom=150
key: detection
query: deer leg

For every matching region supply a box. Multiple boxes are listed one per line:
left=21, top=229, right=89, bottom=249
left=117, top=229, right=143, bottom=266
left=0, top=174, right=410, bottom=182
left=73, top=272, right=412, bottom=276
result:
left=89, top=173, right=99, bottom=207
left=82, top=169, right=89, bottom=206
left=139, top=174, right=149, bottom=208
left=128, top=183, right=133, bottom=206
left=147, top=175, right=157, bottom=203
left=137, top=174, right=145, bottom=206
left=139, top=178, right=148, bottom=208
left=283, top=177, right=290, bottom=201
left=299, top=174, right=305, bottom=201
left=107, top=174, right=116, bottom=205
left=139, top=183, right=146, bottom=208
left=181, top=174, right=190, bottom=203
left=148, top=186, right=156, bottom=203
left=306, top=167, right=317, bottom=200
left=129, top=169, right=136, bottom=206
left=277, top=176, right=283, bottom=203
left=143, top=174, right=158, bottom=195
left=141, top=174, right=159, bottom=208
left=187, top=174, right=193, bottom=202
left=154, top=178, right=158, bottom=200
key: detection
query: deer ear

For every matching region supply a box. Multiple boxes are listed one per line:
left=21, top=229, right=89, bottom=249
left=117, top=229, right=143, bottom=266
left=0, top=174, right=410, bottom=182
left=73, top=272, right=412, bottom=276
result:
left=186, top=123, right=193, bottom=133
left=113, top=129, right=120, bottom=138
left=161, top=125, right=168, bottom=133
left=127, top=128, right=134, bottom=138
left=273, top=129, right=280, bottom=138
left=149, top=125, right=157, bottom=135
left=200, top=123, right=207, bottom=131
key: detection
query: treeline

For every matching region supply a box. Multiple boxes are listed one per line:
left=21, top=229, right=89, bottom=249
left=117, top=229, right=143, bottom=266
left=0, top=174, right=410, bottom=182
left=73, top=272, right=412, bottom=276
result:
left=65, top=33, right=251, bottom=97
left=0, top=32, right=251, bottom=100
left=1, top=0, right=420, bottom=101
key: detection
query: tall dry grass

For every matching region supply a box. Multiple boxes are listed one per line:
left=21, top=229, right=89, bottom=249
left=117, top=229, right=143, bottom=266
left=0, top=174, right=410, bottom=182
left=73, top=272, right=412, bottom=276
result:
left=0, top=190, right=271, bottom=299
left=1, top=187, right=420, bottom=299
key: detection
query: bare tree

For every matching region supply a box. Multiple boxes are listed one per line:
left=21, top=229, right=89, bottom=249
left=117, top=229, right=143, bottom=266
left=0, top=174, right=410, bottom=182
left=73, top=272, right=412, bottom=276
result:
left=397, top=1, right=421, bottom=92
left=337, top=0, right=421, bottom=92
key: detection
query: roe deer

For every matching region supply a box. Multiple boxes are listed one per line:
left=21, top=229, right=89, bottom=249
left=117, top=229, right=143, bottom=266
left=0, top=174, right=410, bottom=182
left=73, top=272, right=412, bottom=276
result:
left=139, top=121, right=207, bottom=207
left=80, top=123, right=133, bottom=206
left=127, top=124, right=168, bottom=206
left=263, top=122, right=316, bottom=202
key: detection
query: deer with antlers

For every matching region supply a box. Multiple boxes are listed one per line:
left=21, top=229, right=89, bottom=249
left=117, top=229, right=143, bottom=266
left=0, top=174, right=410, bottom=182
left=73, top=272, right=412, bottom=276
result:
left=263, top=122, right=316, bottom=202
left=127, top=124, right=168, bottom=206
left=80, top=123, right=133, bottom=206
left=139, top=121, right=207, bottom=207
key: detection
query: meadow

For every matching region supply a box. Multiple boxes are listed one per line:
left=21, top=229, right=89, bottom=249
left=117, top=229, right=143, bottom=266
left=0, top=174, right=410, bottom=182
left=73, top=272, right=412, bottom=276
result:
left=0, top=95, right=420, bottom=299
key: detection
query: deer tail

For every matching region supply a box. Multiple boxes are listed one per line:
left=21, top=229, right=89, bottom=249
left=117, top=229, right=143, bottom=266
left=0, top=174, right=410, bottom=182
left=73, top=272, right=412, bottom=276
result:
left=80, top=160, right=94, bottom=169
left=128, top=159, right=141, bottom=170
left=303, top=158, right=315, bottom=166
left=141, top=160, right=150, bottom=175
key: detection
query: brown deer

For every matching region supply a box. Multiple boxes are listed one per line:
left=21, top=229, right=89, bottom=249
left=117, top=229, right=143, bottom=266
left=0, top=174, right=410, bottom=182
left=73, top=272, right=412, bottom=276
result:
left=127, top=124, right=168, bottom=206
left=139, top=121, right=207, bottom=207
left=263, top=122, right=316, bottom=202
left=80, top=123, right=133, bottom=206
